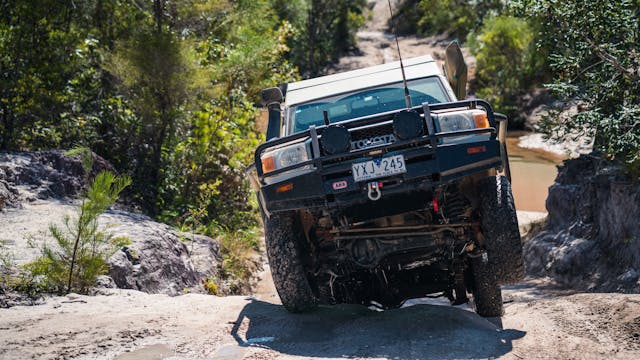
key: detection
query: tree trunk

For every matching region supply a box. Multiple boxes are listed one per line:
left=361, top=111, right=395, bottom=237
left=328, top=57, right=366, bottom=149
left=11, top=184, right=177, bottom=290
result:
left=0, top=113, right=14, bottom=150
left=154, top=0, right=163, bottom=33
left=67, top=199, right=87, bottom=294
left=307, top=2, right=317, bottom=76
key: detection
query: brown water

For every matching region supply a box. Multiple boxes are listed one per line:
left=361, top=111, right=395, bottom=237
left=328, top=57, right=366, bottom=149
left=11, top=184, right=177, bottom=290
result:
left=506, top=134, right=564, bottom=212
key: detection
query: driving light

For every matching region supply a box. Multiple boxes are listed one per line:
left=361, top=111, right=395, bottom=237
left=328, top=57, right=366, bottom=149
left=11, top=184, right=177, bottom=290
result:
left=393, top=110, right=424, bottom=140
left=262, top=156, right=276, bottom=173
left=321, top=125, right=351, bottom=154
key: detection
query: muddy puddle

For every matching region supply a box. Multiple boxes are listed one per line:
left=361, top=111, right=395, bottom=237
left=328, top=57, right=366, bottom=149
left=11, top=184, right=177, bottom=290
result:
left=506, top=133, right=564, bottom=212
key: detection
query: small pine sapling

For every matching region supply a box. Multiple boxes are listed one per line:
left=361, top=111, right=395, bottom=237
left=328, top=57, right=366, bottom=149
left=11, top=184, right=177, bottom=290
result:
left=28, top=170, right=131, bottom=294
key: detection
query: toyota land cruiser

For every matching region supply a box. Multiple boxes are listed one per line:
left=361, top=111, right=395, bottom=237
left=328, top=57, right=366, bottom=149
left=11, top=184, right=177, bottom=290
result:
left=248, top=46, right=524, bottom=317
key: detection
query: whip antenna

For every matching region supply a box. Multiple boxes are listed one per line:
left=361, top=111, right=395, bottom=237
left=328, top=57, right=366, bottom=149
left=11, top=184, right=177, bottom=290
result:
left=387, top=0, right=412, bottom=109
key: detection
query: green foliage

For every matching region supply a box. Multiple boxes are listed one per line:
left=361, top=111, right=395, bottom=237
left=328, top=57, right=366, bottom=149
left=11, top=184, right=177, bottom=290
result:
left=1, top=241, right=49, bottom=303
left=467, top=15, right=546, bottom=124
left=0, top=1, right=78, bottom=149
left=108, top=30, right=208, bottom=209
left=518, top=0, right=640, bottom=167
left=216, top=227, right=260, bottom=294
left=203, top=1, right=298, bottom=98
left=0, top=240, right=12, bottom=270
left=0, top=0, right=301, bottom=232
left=160, top=98, right=263, bottom=231
left=0, top=241, right=14, bottom=295
left=273, top=0, right=367, bottom=76
left=202, top=276, right=219, bottom=295
left=0, top=271, right=50, bottom=305
left=154, top=1, right=298, bottom=230
left=0, top=0, right=364, bottom=243
left=395, top=0, right=503, bottom=39
left=26, top=171, right=131, bottom=294
left=66, top=147, right=94, bottom=176
left=416, top=0, right=477, bottom=38
left=394, top=1, right=550, bottom=126
left=0, top=0, right=142, bottom=151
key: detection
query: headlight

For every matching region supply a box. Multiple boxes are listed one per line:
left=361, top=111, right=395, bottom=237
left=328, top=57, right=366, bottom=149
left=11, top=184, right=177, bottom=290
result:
left=435, top=109, right=489, bottom=133
left=261, top=142, right=310, bottom=173
left=434, top=109, right=490, bottom=144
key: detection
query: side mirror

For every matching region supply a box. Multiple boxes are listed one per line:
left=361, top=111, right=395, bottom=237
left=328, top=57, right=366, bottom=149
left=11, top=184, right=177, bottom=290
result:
left=444, top=40, right=468, bottom=100
left=261, top=87, right=283, bottom=106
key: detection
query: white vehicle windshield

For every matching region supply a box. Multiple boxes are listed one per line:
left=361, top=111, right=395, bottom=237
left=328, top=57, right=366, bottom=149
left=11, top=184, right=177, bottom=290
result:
left=287, top=77, right=450, bottom=134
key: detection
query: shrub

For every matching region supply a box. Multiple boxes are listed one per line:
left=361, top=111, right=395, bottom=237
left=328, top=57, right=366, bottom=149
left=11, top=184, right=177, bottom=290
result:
left=216, top=227, right=260, bottom=294
left=202, top=276, right=219, bottom=295
left=394, top=0, right=504, bottom=39
left=519, top=0, right=640, bottom=168
left=467, top=15, right=545, bottom=125
left=26, top=171, right=131, bottom=294
left=416, top=0, right=478, bottom=38
left=273, top=0, right=367, bottom=76
left=0, top=241, right=14, bottom=294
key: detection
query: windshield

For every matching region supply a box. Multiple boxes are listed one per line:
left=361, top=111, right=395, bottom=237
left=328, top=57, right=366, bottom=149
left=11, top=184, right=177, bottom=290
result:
left=288, top=77, right=450, bottom=134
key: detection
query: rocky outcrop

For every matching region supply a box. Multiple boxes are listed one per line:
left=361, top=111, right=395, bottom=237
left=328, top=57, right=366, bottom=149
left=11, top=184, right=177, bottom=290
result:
left=0, top=151, right=224, bottom=297
left=103, top=210, right=221, bottom=296
left=525, top=154, right=640, bottom=292
left=0, top=151, right=114, bottom=204
left=0, top=179, right=19, bottom=210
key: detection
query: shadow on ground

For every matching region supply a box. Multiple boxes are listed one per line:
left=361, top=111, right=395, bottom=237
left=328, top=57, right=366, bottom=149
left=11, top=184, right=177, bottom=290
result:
left=501, top=277, right=578, bottom=304
left=228, top=299, right=525, bottom=359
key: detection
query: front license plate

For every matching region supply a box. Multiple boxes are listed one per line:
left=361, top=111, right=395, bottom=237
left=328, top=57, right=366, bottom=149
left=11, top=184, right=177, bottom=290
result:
left=352, top=155, right=406, bottom=182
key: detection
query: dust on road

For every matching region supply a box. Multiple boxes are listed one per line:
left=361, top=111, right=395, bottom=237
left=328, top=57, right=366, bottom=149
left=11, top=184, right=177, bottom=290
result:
left=1, top=274, right=639, bottom=360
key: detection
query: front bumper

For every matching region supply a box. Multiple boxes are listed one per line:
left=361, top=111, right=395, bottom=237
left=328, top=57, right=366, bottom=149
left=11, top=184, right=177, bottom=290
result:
left=260, top=139, right=501, bottom=214
left=252, top=100, right=508, bottom=217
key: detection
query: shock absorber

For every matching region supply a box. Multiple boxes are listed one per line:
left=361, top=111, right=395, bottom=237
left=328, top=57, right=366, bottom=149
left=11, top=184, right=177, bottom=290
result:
left=451, top=259, right=469, bottom=305
left=442, top=189, right=467, bottom=222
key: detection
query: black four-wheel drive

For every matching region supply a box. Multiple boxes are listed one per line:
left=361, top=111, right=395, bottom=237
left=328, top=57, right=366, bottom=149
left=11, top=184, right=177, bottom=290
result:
left=248, top=50, right=524, bottom=317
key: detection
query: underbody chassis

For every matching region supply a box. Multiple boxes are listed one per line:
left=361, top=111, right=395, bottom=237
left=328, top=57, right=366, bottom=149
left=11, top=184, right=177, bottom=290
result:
left=250, top=100, right=522, bottom=314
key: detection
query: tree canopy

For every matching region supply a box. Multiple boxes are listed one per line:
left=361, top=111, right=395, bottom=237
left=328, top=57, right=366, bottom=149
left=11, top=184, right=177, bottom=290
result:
left=516, top=0, right=640, bottom=166
left=0, top=0, right=367, bottom=232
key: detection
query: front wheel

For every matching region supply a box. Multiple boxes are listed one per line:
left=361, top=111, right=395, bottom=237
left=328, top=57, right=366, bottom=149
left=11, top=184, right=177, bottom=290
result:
left=478, top=175, right=524, bottom=284
left=470, top=254, right=503, bottom=317
left=264, top=211, right=317, bottom=313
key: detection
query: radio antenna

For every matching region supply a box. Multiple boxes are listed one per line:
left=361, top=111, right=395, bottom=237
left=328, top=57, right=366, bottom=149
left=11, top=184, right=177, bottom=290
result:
left=387, top=0, right=412, bottom=109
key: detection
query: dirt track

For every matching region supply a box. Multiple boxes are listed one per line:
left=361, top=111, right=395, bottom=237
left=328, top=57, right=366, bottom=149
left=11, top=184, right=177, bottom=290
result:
left=2, top=1, right=639, bottom=359
left=1, top=271, right=639, bottom=360
left=328, top=0, right=475, bottom=78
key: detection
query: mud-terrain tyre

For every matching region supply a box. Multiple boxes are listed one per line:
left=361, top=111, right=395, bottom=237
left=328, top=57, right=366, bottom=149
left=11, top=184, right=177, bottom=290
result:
left=470, top=254, right=503, bottom=317
left=478, top=175, right=524, bottom=284
left=264, top=211, right=317, bottom=313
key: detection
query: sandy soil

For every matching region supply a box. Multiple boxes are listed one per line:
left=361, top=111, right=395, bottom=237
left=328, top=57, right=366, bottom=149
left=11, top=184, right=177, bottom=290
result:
left=5, top=198, right=637, bottom=360
left=0, top=198, right=78, bottom=265
left=1, top=272, right=639, bottom=360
